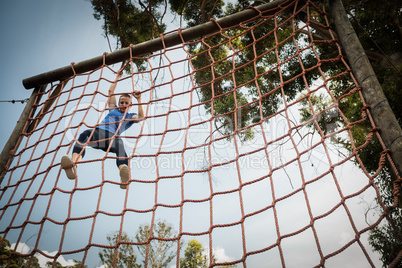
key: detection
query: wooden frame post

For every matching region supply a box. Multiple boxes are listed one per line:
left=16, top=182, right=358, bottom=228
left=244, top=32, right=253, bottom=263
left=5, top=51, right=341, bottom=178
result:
left=0, top=85, right=47, bottom=184
left=329, top=0, right=402, bottom=177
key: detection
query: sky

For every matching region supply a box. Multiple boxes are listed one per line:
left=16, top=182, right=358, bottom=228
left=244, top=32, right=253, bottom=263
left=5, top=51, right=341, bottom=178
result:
left=0, top=0, right=111, bottom=151
left=0, top=1, right=111, bottom=266
left=0, top=1, right=235, bottom=266
left=0, top=1, right=385, bottom=267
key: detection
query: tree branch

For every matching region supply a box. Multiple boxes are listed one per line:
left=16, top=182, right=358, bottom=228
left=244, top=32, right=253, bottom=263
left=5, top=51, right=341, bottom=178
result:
left=296, top=11, right=338, bottom=40
left=138, top=0, right=163, bottom=37
left=103, top=10, right=113, bottom=52
left=200, top=0, right=208, bottom=23
left=112, top=0, right=126, bottom=48
left=390, top=12, right=402, bottom=48
left=207, top=0, right=220, bottom=21
left=298, top=15, right=402, bottom=71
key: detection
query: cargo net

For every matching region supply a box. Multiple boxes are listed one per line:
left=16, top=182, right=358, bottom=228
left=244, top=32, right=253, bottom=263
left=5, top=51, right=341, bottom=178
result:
left=1, top=0, right=401, bottom=267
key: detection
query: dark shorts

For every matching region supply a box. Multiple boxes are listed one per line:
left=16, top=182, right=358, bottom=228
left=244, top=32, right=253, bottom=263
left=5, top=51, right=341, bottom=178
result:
left=73, top=128, right=128, bottom=167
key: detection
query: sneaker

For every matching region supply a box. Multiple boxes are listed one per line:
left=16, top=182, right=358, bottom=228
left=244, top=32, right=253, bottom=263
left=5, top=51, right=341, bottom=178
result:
left=119, top=164, right=129, bottom=189
left=61, top=155, right=76, bottom=180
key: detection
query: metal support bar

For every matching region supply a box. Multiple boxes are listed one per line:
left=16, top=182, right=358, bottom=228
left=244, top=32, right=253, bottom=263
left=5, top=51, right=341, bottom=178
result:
left=329, top=0, right=402, bottom=176
left=22, top=0, right=290, bottom=89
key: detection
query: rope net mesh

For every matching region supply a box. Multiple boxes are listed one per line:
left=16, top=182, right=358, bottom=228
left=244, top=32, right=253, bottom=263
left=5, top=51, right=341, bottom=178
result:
left=1, top=0, right=400, bottom=267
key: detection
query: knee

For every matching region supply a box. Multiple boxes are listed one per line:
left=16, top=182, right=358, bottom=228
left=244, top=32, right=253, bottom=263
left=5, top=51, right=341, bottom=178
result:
left=113, top=138, right=125, bottom=154
left=73, top=130, right=91, bottom=155
left=78, top=130, right=92, bottom=143
left=114, top=137, right=124, bottom=147
left=112, top=138, right=126, bottom=155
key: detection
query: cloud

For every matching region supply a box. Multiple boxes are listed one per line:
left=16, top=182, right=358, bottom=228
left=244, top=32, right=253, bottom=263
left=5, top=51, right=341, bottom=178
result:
left=338, top=231, right=353, bottom=246
left=213, top=247, right=234, bottom=263
left=10, top=243, right=76, bottom=268
left=10, top=243, right=30, bottom=254
left=37, top=250, right=76, bottom=268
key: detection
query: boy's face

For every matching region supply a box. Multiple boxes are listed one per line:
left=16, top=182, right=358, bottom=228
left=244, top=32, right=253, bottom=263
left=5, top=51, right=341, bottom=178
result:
left=118, top=96, right=130, bottom=113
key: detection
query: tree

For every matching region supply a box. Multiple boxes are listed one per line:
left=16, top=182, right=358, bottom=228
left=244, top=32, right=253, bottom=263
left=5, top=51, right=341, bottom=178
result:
left=212, top=1, right=402, bottom=266
left=46, top=261, right=64, bottom=268
left=90, top=0, right=167, bottom=71
left=169, top=0, right=225, bottom=27
left=89, top=0, right=402, bottom=266
left=67, top=260, right=88, bottom=268
left=179, top=239, right=236, bottom=268
left=99, top=232, right=140, bottom=268
left=369, top=208, right=402, bottom=268
left=180, top=239, right=209, bottom=268
left=297, top=1, right=402, bottom=266
left=46, top=260, right=88, bottom=268
left=175, top=0, right=334, bottom=142
left=0, top=236, right=40, bottom=268
left=135, top=221, right=178, bottom=268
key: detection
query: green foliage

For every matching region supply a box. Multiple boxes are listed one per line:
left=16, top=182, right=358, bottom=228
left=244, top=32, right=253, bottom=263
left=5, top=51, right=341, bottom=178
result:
left=368, top=209, right=402, bottom=268
left=169, top=0, right=225, bottom=26
left=46, top=260, right=88, bottom=268
left=179, top=239, right=237, bottom=268
left=296, top=0, right=402, bottom=266
left=46, top=261, right=64, bottom=268
left=0, top=236, right=40, bottom=268
left=135, top=221, right=177, bottom=267
left=367, top=165, right=402, bottom=268
left=99, top=232, right=140, bottom=268
left=90, top=0, right=167, bottom=71
left=343, top=0, right=402, bottom=127
left=0, top=236, right=12, bottom=267
left=89, top=0, right=402, bottom=266
left=184, top=0, right=341, bottom=142
left=69, top=260, right=88, bottom=268
left=345, top=0, right=401, bottom=54
left=98, top=222, right=177, bottom=267
left=211, top=0, right=402, bottom=266
left=91, top=0, right=166, bottom=46
left=179, top=239, right=209, bottom=268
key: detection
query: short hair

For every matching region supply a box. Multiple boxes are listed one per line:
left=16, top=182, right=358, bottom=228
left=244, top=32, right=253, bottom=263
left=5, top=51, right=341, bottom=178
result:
left=119, top=94, right=131, bottom=102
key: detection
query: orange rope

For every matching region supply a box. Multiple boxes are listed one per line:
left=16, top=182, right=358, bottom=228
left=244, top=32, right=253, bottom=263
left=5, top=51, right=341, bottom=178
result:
left=0, top=1, right=400, bottom=267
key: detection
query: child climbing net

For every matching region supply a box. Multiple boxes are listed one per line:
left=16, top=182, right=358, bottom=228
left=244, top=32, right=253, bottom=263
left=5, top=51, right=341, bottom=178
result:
left=0, top=0, right=401, bottom=267
left=61, top=71, right=145, bottom=189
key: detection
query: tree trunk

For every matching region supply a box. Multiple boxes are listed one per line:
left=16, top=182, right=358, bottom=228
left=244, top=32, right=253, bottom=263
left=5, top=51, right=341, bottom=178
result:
left=330, top=0, right=402, bottom=185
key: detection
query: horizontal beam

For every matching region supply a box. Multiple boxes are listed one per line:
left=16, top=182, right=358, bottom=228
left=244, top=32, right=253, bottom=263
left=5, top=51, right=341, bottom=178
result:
left=23, top=0, right=290, bottom=89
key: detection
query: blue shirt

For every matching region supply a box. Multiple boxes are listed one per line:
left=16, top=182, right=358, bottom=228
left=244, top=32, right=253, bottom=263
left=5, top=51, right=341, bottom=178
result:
left=97, top=107, right=137, bottom=135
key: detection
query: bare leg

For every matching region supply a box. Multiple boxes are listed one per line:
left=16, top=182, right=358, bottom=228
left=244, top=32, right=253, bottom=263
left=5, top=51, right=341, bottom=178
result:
left=72, top=153, right=82, bottom=164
